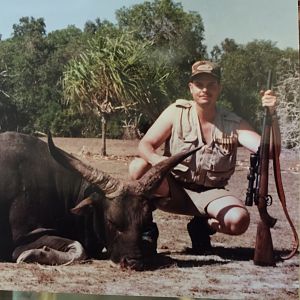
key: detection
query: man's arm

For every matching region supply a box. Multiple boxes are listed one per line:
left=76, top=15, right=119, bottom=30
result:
left=237, top=89, right=280, bottom=156
left=138, top=104, right=176, bottom=165
left=237, top=120, right=261, bottom=153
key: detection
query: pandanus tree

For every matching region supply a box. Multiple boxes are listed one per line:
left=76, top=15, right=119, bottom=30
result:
left=63, top=32, right=170, bottom=155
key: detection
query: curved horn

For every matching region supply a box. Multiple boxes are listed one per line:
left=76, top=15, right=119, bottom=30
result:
left=131, top=146, right=201, bottom=195
left=47, top=132, right=124, bottom=198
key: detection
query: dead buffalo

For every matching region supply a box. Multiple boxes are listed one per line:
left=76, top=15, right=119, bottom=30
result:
left=0, top=131, right=199, bottom=270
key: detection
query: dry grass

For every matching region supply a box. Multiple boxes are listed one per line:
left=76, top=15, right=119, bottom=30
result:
left=0, top=137, right=299, bottom=299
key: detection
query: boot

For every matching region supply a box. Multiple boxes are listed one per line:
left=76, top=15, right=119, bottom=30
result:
left=141, top=222, right=159, bottom=257
left=187, top=216, right=215, bottom=254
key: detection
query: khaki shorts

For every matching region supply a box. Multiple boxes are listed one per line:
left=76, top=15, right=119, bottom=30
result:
left=153, top=175, right=235, bottom=216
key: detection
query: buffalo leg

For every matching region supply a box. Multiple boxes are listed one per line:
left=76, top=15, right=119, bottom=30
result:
left=12, top=235, right=87, bottom=265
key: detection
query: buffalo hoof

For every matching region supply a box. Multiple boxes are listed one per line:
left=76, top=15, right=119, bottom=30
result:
left=17, top=247, right=54, bottom=264
left=16, top=242, right=87, bottom=265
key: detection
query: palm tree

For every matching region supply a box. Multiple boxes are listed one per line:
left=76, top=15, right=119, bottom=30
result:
left=63, top=34, right=146, bottom=155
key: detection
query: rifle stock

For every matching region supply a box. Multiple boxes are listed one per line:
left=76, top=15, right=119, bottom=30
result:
left=254, top=220, right=276, bottom=266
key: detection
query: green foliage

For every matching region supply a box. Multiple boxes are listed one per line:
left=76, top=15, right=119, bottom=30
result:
left=116, top=0, right=207, bottom=98
left=116, top=0, right=206, bottom=57
left=0, top=1, right=206, bottom=139
left=0, top=90, right=17, bottom=132
left=63, top=33, right=147, bottom=114
left=1, top=17, right=54, bottom=131
left=0, top=17, right=86, bottom=134
left=275, top=58, right=300, bottom=150
left=210, top=39, right=299, bottom=151
left=62, top=30, right=173, bottom=153
left=50, top=109, right=95, bottom=137
left=12, top=17, right=46, bottom=37
left=0, top=2, right=298, bottom=152
left=63, top=31, right=173, bottom=123
left=216, top=39, right=282, bottom=129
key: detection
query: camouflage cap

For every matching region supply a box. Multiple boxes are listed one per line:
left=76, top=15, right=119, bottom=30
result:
left=190, top=60, right=221, bottom=80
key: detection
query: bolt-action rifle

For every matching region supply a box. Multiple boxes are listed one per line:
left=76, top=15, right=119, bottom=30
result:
left=245, top=70, right=299, bottom=266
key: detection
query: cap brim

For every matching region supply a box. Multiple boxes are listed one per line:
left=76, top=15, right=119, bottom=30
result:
left=190, top=71, right=220, bottom=80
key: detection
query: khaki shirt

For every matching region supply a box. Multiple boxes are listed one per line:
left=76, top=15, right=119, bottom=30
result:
left=166, top=99, right=242, bottom=188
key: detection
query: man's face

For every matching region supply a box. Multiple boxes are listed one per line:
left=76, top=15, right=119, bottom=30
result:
left=188, top=74, right=221, bottom=107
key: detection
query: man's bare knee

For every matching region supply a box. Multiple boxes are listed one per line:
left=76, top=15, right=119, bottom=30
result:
left=207, top=195, right=250, bottom=235
left=128, top=157, right=151, bottom=180
left=224, top=208, right=250, bottom=235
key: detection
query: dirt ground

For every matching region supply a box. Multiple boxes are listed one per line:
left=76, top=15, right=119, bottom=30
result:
left=0, top=137, right=299, bottom=300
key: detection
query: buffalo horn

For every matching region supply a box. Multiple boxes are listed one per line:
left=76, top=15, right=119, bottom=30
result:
left=47, top=132, right=124, bottom=198
left=130, top=146, right=201, bottom=195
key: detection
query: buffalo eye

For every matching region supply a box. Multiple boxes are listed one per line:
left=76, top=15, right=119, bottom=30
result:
left=107, top=218, right=124, bottom=234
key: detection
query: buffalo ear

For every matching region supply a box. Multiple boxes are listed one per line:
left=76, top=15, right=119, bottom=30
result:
left=71, top=193, right=99, bottom=216
left=71, top=195, right=96, bottom=215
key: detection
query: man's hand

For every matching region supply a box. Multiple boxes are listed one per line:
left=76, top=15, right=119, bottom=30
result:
left=261, top=90, right=277, bottom=115
left=260, top=89, right=281, bottom=155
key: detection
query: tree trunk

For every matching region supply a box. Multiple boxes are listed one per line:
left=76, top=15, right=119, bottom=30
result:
left=101, top=114, right=107, bottom=156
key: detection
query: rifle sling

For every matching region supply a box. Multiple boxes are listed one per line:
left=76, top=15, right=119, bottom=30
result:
left=272, top=123, right=299, bottom=260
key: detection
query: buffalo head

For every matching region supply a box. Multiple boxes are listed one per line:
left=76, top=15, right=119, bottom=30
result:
left=48, top=133, right=199, bottom=270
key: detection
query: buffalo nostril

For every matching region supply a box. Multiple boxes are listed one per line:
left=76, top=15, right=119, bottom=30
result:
left=120, top=257, right=144, bottom=271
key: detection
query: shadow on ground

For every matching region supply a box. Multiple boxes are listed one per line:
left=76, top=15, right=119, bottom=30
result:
left=145, top=246, right=299, bottom=271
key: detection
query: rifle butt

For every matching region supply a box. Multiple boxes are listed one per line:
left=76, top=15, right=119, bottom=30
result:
left=254, top=220, right=276, bottom=266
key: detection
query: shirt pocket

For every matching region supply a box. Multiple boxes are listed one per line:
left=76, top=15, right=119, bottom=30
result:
left=202, top=144, right=235, bottom=185
left=209, top=142, right=236, bottom=173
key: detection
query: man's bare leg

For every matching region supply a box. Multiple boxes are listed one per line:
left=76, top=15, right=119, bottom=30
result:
left=206, top=196, right=250, bottom=235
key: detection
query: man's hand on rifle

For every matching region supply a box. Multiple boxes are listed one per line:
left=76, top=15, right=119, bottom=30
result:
left=260, top=90, right=277, bottom=115
left=260, top=89, right=281, bottom=157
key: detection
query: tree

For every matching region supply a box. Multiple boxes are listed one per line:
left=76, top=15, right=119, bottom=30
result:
left=63, top=33, right=170, bottom=155
left=116, top=0, right=207, bottom=97
left=0, top=3, right=207, bottom=137
left=116, top=0, right=205, bottom=54
left=0, top=19, right=87, bottom=135
left=12, top=17, right=46, bottom=37
left=35, top=26, right=86, bottom=134
left=5, top=17, right=50, bottom=132
left=275, top=58, right=300, bottom=150
left=210, top=39, right=299, bottom=142
left=84, top=18, right=103, bottom=35
left=216, top=39, right=282, bottom=128
left=0, top=69, right=17, bottom=131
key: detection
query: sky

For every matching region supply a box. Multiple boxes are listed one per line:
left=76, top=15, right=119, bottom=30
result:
left=0, top=0, right=298, bottom=52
